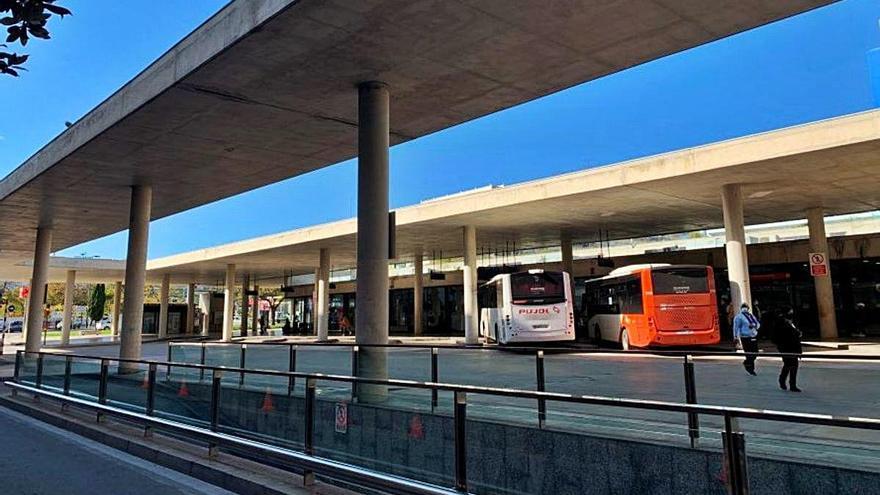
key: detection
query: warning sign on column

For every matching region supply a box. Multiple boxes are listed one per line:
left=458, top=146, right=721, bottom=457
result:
left=809, top=252, right=828, bottom=277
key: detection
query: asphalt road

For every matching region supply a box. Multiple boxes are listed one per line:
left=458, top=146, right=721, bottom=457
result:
left=0, top=405, right=234, bottom=495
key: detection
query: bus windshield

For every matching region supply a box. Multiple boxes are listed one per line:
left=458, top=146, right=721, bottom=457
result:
left=510, top=272, right=566, bottom=304
left=651, top=267, right=709, bottom=295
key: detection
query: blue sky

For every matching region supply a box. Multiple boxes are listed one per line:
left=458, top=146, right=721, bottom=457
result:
left=1, top=0, right=877, bottom=260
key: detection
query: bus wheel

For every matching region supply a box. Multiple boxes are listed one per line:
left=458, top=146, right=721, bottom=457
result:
left=620, top=329, right=631, bottom=351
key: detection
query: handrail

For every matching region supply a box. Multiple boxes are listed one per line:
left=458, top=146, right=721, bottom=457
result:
left=166, top=339, right=880, bottom=361
left=4, top=380, right=464, bottom=495
left=14, top=350, right=880, bottom=430
left=13, top=349, right=880, bottom=495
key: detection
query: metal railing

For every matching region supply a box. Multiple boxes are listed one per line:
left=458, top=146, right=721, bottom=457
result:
left=168, top=340, right=880, bottom=448
left=11, top=350, right=880, bottom=495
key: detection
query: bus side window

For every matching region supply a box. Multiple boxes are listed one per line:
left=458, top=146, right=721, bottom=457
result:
left=621, top=276, right=644, bottom=314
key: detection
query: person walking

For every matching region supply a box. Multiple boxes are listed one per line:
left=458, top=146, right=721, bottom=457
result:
left=773, top=307, right=803, bottom=392
left=734, top=302, right=760, bottom=375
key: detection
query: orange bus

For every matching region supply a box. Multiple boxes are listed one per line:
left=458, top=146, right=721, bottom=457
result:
left=581, top=264, right=720, bottom=349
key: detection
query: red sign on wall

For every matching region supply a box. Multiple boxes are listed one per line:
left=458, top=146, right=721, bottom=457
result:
left=19, top=286, right=29, bottom=299
left=809, top=252, right=828, bottom=277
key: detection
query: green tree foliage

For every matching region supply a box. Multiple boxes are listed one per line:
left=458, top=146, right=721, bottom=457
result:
left=1, top=0, right=71, bottom=76
left=88, top=283, right=106, bottom=323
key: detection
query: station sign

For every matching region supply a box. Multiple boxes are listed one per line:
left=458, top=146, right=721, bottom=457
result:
left=809, top=252, right=828, bottom=277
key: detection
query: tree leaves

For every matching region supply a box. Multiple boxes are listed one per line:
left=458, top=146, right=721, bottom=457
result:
left=0, top=0, right=70, bottom=76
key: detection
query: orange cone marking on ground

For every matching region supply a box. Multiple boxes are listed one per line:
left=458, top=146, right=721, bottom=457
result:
left=141, top=373, right=150, bottom=390
left=408, top=414, right=424, bottom=440
left=261, top=388, right=275, bottom=413
left=177, top=379, right=189, bottom=398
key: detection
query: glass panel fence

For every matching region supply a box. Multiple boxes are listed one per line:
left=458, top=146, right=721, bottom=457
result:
left=40, top=354, right=68, bottom=392
left=68, top=357, right=101, bottom=400
left=106, top=361, right=150, bottom=413
left=153, top=364, right=211, bottom=427
left=217, top=370, right=304, bottom=451
left=18, top=352, right=38, bottom=386
left=169, top=344, right=202, bottom=365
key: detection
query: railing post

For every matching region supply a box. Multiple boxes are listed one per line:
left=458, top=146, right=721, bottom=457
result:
left=35, top=353, right=44, bottom=389
left=722, top=414, right=749, bottom=495
left=166, top=344, right=172, bottom=378
left=303, top=377, right=317, bottom=486
left=63, top=355, right=72, bottom=395
left=199, top=343, right=207, bottom=381
left=431, top=347, right=439, bottom=412
left=98, top=359, right=109, bottom=404
left=287, top=344, right=297, bottom=396
left=351, top=346, right=359, bottom=399
left=13, top=350, right=21, bottom=382
left=683, top=355, right=700, bottom=447
left=209, top=369, right=223, bottom=430
left=146, top=363, right=157, bottom=416
left=239, top=344, right=247, bottom=386
left=454, top=391, right=468, bottom=492
left=536, top=350, right=546, bottom=428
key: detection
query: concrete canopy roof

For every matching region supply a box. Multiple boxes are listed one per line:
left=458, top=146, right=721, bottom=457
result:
left=0, top=253, right=125, bottom=284
left=0, top=0, right=832, bottom=257
left=146, top=109, right=880, bottom=285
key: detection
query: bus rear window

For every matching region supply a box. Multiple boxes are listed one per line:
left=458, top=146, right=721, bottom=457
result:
left=511, top=272, right=565, bottom=303
left=651, top=268, right=709, bottom=295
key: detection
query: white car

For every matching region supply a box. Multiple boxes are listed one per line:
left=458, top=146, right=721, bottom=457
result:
left=95, top=317, right=112, bottom=330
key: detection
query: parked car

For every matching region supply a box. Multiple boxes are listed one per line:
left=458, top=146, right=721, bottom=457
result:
left=8, top=320, right=22, bottom=333
left=96, top=317, right=112, bottom=330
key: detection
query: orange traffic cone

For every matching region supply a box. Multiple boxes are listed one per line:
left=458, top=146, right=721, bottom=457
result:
left=140, top=373, right=150, bottom=390
left=260, top=388, right=275, bottom=413
left=177, top=379, right=189, bottom=398
left=408, top=414, right=424, bottom=440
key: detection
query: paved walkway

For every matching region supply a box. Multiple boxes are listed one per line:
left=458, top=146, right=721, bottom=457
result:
left=0, top=405, right=233, bottom=495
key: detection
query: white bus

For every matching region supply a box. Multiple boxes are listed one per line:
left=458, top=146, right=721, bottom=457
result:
left=479, top=269, right=575, bottom=344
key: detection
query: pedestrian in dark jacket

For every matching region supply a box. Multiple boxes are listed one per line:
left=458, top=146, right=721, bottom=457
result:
left=773, top=308, right=803, bottom=392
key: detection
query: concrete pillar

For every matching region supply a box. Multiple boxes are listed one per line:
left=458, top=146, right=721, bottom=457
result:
left=111, top=281, right=122, bottom=337
left=240, top=274, right=250, bottom=337
left=158, top=273, right=170, bottom=338
left=807, top=207, right=839, bottom=340
left=25, top=226, right=52, bottom=353
left=222, top=264, right=235, bottom=342
left=186, top=283, right=195, bottom=334
left=463, top=225, right=479, bottom=344
left=60, top=270, right=75, bottom=346
left=355, top=81, right=390, bottom=346
left=413, top=248, right=424, bottom=336
left=561, top=234, right=574, bottom=296
left=251, top=284, right=260, bottom=334
left=355, top=81, right=390, bottom=400
left=198, top=292, right=211, bottom=337
left=120, top=185, right=152, bottom=365
left=721, top=184, right=751, bottom=310
left=316, top=248, right=331, bottom=341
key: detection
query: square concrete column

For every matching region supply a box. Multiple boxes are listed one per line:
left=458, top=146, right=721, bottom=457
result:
left=158, top=273, right=170, bottom=338
left=222, top=264, right=236, bottom=342
left=111, top=281, right=122, bottom=337
left=463, top=225, right=479, bottom=344
left=251, top=284, right=259, bottom=334
left=61, top=270, right=75, bottom=346
left=120, top=185, right=152, bottom=366
left=316, top=248, right=331, bottom=341
left=25, top=226, right=52, bottom=353
left=240, top=274, right=250, bottom=337
left=721, top=184, right=752, bottom=311
left=807, top=207, right=838, bottom=340
left=186, top=283, right=195, bottom=334
left=413, top=247, right=424, bottom=336
left=198, top=292, right=211, bottom=337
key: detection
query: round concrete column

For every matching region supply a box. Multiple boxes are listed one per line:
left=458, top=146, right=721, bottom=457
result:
left=158, top=273, right=170, bottom=338
left=355, top=81, right=390, bottom=401
left=111, top=281, right=122, bottom=337
left=120, top=185, right=152, bottom=366
left=61, top=270, right=75, bottom=346
left=413, top=248, right=424, bottom=336
left=463, top=225, right=479, bottom=344
left=316, top=248, right=331, bottom=341
left=186, top=283, right=195, bottom=334
left=251, top=285, right=259, bottom=334
left=240, top=274, right=250, bottom=337
left=721, top=184, right=751, bottom=311
left=807, top=207, right=838, bottom=340
left=25, top=226, right=52, bottom=353
left=222, top=264, right=236, bottom=342
left=560, top=234, right=574, bottom=296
